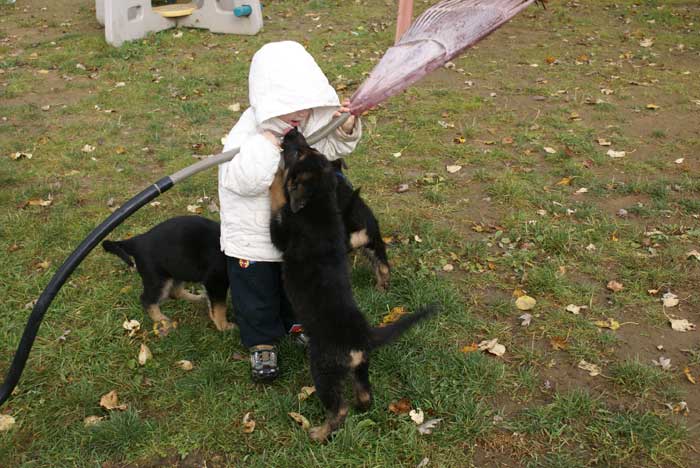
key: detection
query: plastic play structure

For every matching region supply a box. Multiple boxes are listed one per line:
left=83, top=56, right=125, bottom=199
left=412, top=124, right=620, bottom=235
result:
left=95, top=0, right=263, bottom=47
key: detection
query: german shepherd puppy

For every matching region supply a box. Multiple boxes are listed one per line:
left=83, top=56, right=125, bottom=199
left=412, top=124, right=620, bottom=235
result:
left=270, top=129, right=436, bottom=441
left=102, top=216, right=233, bottom=332
left=335, top=166, right=391, bottom=290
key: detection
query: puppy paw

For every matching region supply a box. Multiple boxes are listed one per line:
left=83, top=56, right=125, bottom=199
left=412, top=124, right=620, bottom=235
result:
left=309, top=425, right=330, bottom=442
left=216, top=321, right=236, bottom=332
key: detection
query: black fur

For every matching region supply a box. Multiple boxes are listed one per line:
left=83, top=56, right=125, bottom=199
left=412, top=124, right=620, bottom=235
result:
left=102, top=216, right=234, bottom=331
left=283, top=134, right=390, bottom=290
left=270, top=129, right=437, bottom=441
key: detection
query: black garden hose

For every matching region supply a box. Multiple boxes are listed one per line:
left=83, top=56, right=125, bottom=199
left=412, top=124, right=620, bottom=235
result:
left=0, top=114, right=349, bottom=406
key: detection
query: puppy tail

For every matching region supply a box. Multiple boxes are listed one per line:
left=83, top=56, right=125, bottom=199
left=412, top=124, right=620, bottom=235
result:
left=101, top=240, right=135, bottom=267
left=369, top=304, right=438, bottom=349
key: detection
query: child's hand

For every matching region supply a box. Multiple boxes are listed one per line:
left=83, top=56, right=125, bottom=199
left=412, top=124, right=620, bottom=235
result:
left=334, top=99, right=356, bottom=134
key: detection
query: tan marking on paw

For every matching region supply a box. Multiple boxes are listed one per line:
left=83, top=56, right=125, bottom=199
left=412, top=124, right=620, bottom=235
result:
left=209, top=302, right=235, bottom=331
left=309, top=424, right=331, bottom=442
left=349, top=229, right=369, bottom=249
left=158, top=279, right=174, bottom=303
left=349, top=350, right=365, bottom=368
left=146, top=304, right=171, bottom=323
left=170, top=284, right=206, bottom=303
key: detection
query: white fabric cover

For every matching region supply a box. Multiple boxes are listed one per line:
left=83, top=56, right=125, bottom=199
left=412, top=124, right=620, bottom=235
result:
left=218, top=41, right=362, bottom=262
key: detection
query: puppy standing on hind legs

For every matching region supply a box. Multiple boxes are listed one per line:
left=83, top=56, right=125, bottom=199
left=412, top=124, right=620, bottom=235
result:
left=270, top=129, right=437, bottom=441
left=101, top=216, right=234, bottom=332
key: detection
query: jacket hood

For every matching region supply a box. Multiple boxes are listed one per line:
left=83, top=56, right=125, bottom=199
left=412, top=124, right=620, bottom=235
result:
left=248, top=41, right=339, bottom=125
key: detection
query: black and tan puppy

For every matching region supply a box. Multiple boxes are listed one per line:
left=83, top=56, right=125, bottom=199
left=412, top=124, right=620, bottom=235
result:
left=283, top=132, right=390, bottom=290
left=102, top=216, right=233, bottom=332
left=270, top=129, right=436, bottom=441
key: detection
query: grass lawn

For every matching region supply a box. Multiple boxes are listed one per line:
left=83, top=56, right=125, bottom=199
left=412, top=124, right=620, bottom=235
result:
left=1, top=0, right=699, bottom=466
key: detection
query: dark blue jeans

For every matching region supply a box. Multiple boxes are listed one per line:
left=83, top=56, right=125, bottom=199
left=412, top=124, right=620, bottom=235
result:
left=226, top=256, right=296, bottom=348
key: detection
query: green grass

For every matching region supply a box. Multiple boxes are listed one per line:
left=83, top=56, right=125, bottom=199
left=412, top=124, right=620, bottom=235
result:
left=1, top=0, right=699, bottom=466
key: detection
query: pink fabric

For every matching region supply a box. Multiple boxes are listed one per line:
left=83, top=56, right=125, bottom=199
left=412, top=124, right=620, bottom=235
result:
left=350, top=0, right=536, bottom=115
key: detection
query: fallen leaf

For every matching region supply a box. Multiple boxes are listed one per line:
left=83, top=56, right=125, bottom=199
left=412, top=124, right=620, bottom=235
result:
left=442, top=263, right=454, bottom=272
left=574, top=187, right=589, bottom=195
left=414, top=235, right=423, bottom=243
left=669, top=318, right=696, bottom=332
left=410, top=408, right=425, bottom=425
left=607, top=149, right=626, bottom=159
left=446, top=165, right=462, bottom=174
left=566, top=304, right=587, bottom=315
left=519, top=313, right=532, bottom=327
left=392, top=152, right=402, bottom=158
left=380, top=306, right=407, bottom=327
left=662, top=292, right=679, bottom=308
left=543, top=147, right=557, bottom=154
left=550, top=336, right=568, bottom=350
left=606, top=280, right=624, bottom=292
left=683, top=367, right=696, bottom=384
left=687, top=250, right=700, bottom=261
left=81, top=144, right=96, bottom=153
left=478, top=338, right=506, bottom=357
left=639, top=38, right=654, bottom=48
left=652, top=357, right=671, bottom=370
left=388, top=398, right=412, bottom=414
left=674, top=158, right=684, bottom=164
left=596, top=138, right=611, bottom=146
left=417, top=418, right=442, bottom=435
left=28, top=198, right=52, bottom=207
left=416, top=457, right=430, bottom=468
left=298, top=386, right=316, bottom=401
left=453, top=136, right=466, bottom=144
left=138, top=344, right=152, bottom=366
left=242, top=412, right=256, bottom=433
left=646, top=103, right=660, bottom=110
left=556, top=176, right=573, bottom=186
left=0, top=414, right=16, bottom=432
left=83, top=416, right=104, bottom=427
left=10, top=152, right=33, bottom=160
left=396, top=183, right=409, bottom=193
left=176, top=360, right=194, bottom=371
left=594, top=318, right=621, bottom=331
left=228, top=102, right=241, bottom=112
left=668, top=401, right=689, bottom=415
left=99, top=390, right=127, bottom=411
left=187, top=204, right=202, bottom=214
left=288, top=412, right=310, bottom=431
left=577, top=360, right=601, bottom=376
left=460, top=343, right=479, bottom=353
left=122, top=319, right=141, bottom=337
left=515, top=295, right=536, bottom=311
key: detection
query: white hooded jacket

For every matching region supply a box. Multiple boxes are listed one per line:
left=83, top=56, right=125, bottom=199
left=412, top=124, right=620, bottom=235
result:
left=218, top=41, right=362, bottom=262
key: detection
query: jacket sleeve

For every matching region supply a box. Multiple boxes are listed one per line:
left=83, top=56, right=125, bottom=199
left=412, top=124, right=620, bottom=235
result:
left=218, top=134, right=281, bottom=197
left=312, top=117, right=363, bottom=161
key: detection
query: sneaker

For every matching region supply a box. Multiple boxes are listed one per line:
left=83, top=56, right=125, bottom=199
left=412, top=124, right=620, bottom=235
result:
left=249, top=344, right=279, bottom=382
left=289, top=324, right=310, bottom=347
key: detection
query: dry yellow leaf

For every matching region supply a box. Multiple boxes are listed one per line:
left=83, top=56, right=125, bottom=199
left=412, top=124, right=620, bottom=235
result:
left=242, top=412, right=256, bottom=433
left=460, top=343, right=478, bottom=353
left=388, top=398, right=412, bottom=414
left=380, top=306, right=407, bottom=327
left=138, top=344, right=152, bottom=366
left=0, top=414, right=16, bottom=432
left=594, top=318, right=620, bottom=331
left=683, top=367, right=696, bottom=385
left=550, top=337, right=568, bottom=350
left=515, top=295, right=536, bottom=311
left=176, top=360, right=194, bottom=371
left=606, top=280, right=623, bottom=292
left=99, top=390, right=127, bottom=411
left=288, top=412, right=310, bottom=431
left=298, top=386, right=316, bottom=401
